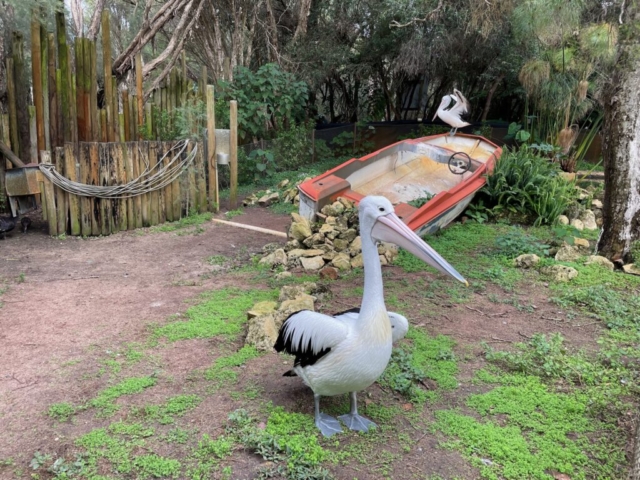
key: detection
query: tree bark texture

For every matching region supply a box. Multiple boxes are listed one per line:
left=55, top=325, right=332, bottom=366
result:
left=598, top=15, right=640, bottom=261
left=631, top=416, right=640, bottom=480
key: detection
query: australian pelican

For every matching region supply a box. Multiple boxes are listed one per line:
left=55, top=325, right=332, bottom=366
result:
left=433, top=89, right=470, bottom=136
left=274, top=196, right=466, bottom=436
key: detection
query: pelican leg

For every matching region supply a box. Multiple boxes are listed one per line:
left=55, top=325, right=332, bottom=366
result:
left=449, top=128, right=455, bottom=136
left=314, top=394, right=342, bottom=437
left=338, top=392, right=377, bottom=432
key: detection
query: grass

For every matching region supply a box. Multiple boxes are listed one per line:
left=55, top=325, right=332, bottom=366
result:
left=88, top=376, right=157, bottom=416
left=149, top=212, right=212, bottom=233
left=225, top=208, right=244, bottom=219
left=205, top=345, right=262, bottom=387
left=48, top=402, right=76, bottom=422
left=134, top=394, right=202, bottom=424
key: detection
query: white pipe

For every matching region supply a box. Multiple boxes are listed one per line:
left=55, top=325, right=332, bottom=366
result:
left=211, top=218, right=288, bottom=237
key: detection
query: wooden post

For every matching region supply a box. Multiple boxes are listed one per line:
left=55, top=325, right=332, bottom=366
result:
left=132, top=143, right=142, bottom=228
left=56, top=13, right=71, bottom=142
left=69, top=47, right=78, bottom=143
left=78, top=143, right=92, bottom=236
left=123, top=142, right=135, bottom=230
left=89, top=41, right=99, bottom=141
left=31, top=14, right=45, bottom=157
left=41, top=151, right=58, bottom=236
left=98, top=144, right=111, bottom=234
left=54, top=147, right=67, bottom=234
left=187, top=143, right=196, bottom=214
left=149, top=142, right=159, bottom=225
left=112, top=76, right=119, bottom=141
left=115, top=143, right=127, bottom=231
left=196, top=142, right=207, bottom=213
left=64, top=143, right=81, bottom=235
left=100, top=109, right=107, bottom=142
left=89, top=143, right=101, bottom=235
left=145, top=103, right=153, bottom=140
left=40, top=26, right=50, bottom=151
left=139, top=142, right=150, bottom=226
left=101, top=11, right=114, bottom=142
left=157, top=143, right=165, bottom=222
left=135, top=53, right=143, bottom=139
left=229, top=100, right=238, bottom=209
left=163, top=142, right=174, bottom=222
left=206, top=85, right=218, bottom=212
left=6, top=59, right=19, bottom=158
left=122, top=89, right=131, bottom=142
left=29, top=106, right=37, bottom=163
left=47, top=33, right=60, bottom=148
left=172, top=142, right=181, bottom=220
left=74, top=38, right=87, bottom=140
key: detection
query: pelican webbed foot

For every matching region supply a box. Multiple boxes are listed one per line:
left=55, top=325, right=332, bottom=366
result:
left=314, top=394, right=343, bottom=437
left=338, top=413, right=377, bottom=432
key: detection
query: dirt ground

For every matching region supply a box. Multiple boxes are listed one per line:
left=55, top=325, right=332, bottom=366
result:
left=0, top=207, right=613, bottom=479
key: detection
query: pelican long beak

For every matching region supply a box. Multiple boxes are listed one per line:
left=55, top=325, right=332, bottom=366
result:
left=432, top=112, right=438, bottom=121
left=372, top=213, right=468, bottom=285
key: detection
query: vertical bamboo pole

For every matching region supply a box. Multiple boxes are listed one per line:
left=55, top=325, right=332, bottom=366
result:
left=122, top=89, right=131, bottom=142
left=145, top=103, right=153, bottom=140
left=40, top=151, right=58, bottom=236
left=69, top=46, right=78, bottom=143
left=108, top=144, right=119, bottom=233
left=83, top=38, right=93, bottom=141
left=129, top=96, right=136, bottom=141
left=47, top=33, right=59, bottom=148
left=206, top=85, right=218, bottom=212
left=187, top=143, right=196, bottom=214
left=132, top=143, right=142, bottom=228
left=89, top=143, right=101, bottom=235
left=135, top=53, right=143, bottom=139
left=30, top=14, right=45, bottom=157
left=124, top=142, right=135, bottom=230
left=98, top=144, right=110, bottom=235
left=115, top=144, right=127, bottom=231
left=148, top=142, right=159, bottom=225
left=157, top=143, right=165, bottom=222
left=230, top=100, right=238, bottom=209
left=101, top=11, right=114, bottom=142
left=6, top=59, right=19, bottom=158
left=64, top=143, right=81, bottom=235
left=89, top=40, right=98, bottom=141
left=56, top=12, right=71, bottom=142
left=74, top=39, right=87, bottom=140
left=139, top=142, right=149, bottom=226
left=0, top=117, right=7, bottom=197
left=40, top=26, right=50, bottom=151
left=78, top=143, right=92, bottom=236
left=112, top=76, right=119, bottom=141
left=54, top=147, right=67, bottom=233
left=119, top=113, right=125, bottom=143
left=163, top=142, right=174, bottom=222
left=29, top=106, right=37, bottom=163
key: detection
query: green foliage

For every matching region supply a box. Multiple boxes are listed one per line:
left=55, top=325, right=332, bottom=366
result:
left=407, top=194, right=433, bottom=208
left=154, top=288, right=277, bottom=341
left=329, top=123, right=376, bottom=158
left=136, top=395, right=202, bottom=424
left=224, top=209, right=244, bottom=219
left=205, top=346, right=262, bottom=387
left=248, top=149, right=277, bottom=179
left=150, top=212, right=212, bottom=233
left=630, top=240, right=640, bottom=263
left=273, top=122, right=315, bottom=171
left=89, top=376, right=157, bottom=416
left=139, top=101, right=206, bottom=141
left=398, top=124, right=450, bottom=140
left=477, top=146, right=576, bottom=225
left=186, top=434, right=234, bottom=479
left=494, top=228, right=550, bottom=258
left=48, top=402, right=76, bottom=422
left=133, top=454, right=181, bottom=479
left=218, top=64, right=308, bottom=141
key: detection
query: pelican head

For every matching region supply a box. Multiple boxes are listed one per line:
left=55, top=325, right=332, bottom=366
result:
left=389, top=312, right=409, bottom=343
left=358, top=196, right=467, bottom=285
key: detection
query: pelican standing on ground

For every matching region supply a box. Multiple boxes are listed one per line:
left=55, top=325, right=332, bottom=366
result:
left=433, top=89, right=471, bottom=136
left=274, top=196, right=467, bottom=437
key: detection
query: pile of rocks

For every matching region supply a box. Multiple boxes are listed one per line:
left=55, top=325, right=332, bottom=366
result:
left=242, top=178, right=307, bottom=208
left=245, top=282, right=323, bottom=351
left=259, top=197, right=398, bottom=278
left=557, top=187, right=603, bottom=231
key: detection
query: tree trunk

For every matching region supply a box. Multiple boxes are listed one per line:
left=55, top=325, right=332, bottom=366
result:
left=598, top=7, right=640, bottom=262
left=631, top=415, right=640, bottom=480
left=481, top=73, right=504, bottom=122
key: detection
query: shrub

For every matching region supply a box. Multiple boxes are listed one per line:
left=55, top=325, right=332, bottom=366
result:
left=477, top=146, right=576, bottom=226
left=272, top=122, right=314, bottom=171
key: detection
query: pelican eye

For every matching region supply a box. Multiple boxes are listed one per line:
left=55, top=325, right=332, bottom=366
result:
left=379, top=207, right=385, bottom=212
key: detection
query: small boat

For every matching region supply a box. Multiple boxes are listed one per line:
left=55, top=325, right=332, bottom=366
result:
left=298, top=133, right=502, bottom=236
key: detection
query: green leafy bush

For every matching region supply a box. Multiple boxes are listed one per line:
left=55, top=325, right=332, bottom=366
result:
left=477, top=146, right=576, bottom=225
left=272, top=122, right=314, bottom=171
left=494, top=228, right=550, bottom=258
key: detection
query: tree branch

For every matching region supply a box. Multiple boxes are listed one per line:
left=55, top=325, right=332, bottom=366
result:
left=86, top=0, right=108, bottom=41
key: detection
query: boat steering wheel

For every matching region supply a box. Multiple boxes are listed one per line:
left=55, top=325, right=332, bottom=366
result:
left=448, top=152, right=471, bottom=175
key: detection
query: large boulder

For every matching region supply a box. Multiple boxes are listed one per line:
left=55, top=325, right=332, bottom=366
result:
left=579, top=210, right=598, bottom=230
left=555, top=246, right=581, bottom=262
left=319, top=266, right=339, bottom=280
left=279, top=283, right=318, bottom=302
left=259, top=249, right=288, bottom=267
left=557, top=215, right=569, bottom=225
left=623, top=264, right=640, bottom=276
left=331, top=253, right=351, bottom=271
left=247, top=301, right=278, bottom=320
left=585, top=255, right=614, bottom=271
left=514, top=254, right=540, bottom=268
left=279, top=294, right=316, bottom=315
left=258, top=191, right=280, bottom=207
left=543, top=265, right=578, bottom=282
left=570, top=219, right=585, bottom=231
left=351, top=253, right=364, bottom=269
left=245, top=314, right=279, bottom=352
left=300, top=256, right=326, bottom=271
left=289, top=222, right=312, bottom=241
left=287, top=248, right=325, bottom=260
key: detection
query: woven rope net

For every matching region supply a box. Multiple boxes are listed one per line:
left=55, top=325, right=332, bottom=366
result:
left=38, top=140, right=198, bottom=199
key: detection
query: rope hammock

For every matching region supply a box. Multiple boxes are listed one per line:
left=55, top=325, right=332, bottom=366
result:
left=38, top=140, right=198, bottom=199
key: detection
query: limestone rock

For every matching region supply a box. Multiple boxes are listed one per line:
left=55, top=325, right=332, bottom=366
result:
left=543, top=265, right=578, bottom=282
left=303, top=233, right=325, bottom=248
left=279, top=283, right=318, bottom=302
left=243, top=194, right=258, bottom=206
left=333, top=239, right=350, bottom=251
left=259, top=191, right=280, bottom=207
left=247, top=301, right=278, bottom=320
left=325, top=216, right=337, bottom=225
left=570, top=219, right=584, bottom=231
left=585, top=255, right=614, bottom=271
left=331, top=253, right=351, bottom=271
left=349, top=236, right=362, bottom=255
left=572, top=237, right=590, bottom=251
left=277, top=179, right=290, bottom=189
left=337, top=197, right=355, bottom=209
left=560, top=172, right=576, bottom=182
left=289, top=222, right=312, bottom=241
left=319, top=266, right=339, bottom=280
left=623, top=264, right=640, bottom=276
left=557, top=215, right=569, bottom=225
left=284, top=239, right=301, bottom=251
left=379, top=255, right=388, bottom=266
left=287, top=249, right=325, bottom=260
left=275, top=271, right=292, bottom=280
left=331, top=201, right=345, bottom=215
left=260, top=249, right=287, bottom=267
left=300, top=256, right=325, bottom=271
left=384, top=245, right=399, bottom=263
left=592, top=199, right=603, bottom=209
left=279, top=294, right=316, bottom=315
left=294, top=195, right=299, bottom=205
left=245, top=314, right=278, bottom=352
left=351, top=254, right=364, bottom=269
left=322, top=251, right=337, bottom=261
left=555, top=246, right=581, bottom=262
left=291, top=212, right=310, bottom=228
left=339, top=228, right=357, bottom=243
left=262, top=242, right=280, bottom=254
left=319, top=223, right=335, bottom=236
left=514, top=254, right=540, bottom=268
left=579, top=210, right=598, bottom=230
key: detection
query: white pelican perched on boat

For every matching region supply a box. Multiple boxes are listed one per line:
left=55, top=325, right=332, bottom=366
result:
left=274, top=196, right=466, bottom=437
left=433, top=89, right=471, bottom=136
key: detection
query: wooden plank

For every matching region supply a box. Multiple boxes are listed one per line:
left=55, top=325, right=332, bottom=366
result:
left=6, top=59, right=19, bottom=158
left=187, top=142, right=196, bottom=214
left=30, top=15, right=45, bottom=156
left=115, top=143, right=127, bottom=231
left=40, top=26, right=50, bottom=151
left=41, top=151, right=58, bottom=236
left=196, top=142, right=207, bottom=213
left=82, top=38, right=93, bottom=141
left=74, top=38, right=87, bottom=140
left=229, top=100, right=238, bottom=209
left=54, top=147, right=67, bottom=234
left=131, top=142, right=143, bottom=229
left=100, top=109, right=107, bottom=142
left=135, top=53, right=143, bottom=139
left=145, top=103, right=153, bottom=140
left=89, top=40, right=99, bottom=141
left=172, top=141, right=182, bottom=220
left=108, top=143, right=119, bottom=233
left=148, top=141, right=159, bottom=225
left=122, top=89, right=130, bottom=142
left=1, top=114, right=10, bottom=173
left=69, top=48, right=78, bottom=143
left=119, top=113, right=125, bottom=144
left=47, top=33, right=59, bottom=148
left=29, top=106, right=37, bottom=163
left=56, top=12, right=71, bottom=142
left=78, top=142, right=92, bottom=236
left=139, top=141, right=150, bottom=226
left=89, top=143, right=101, bottom=236
left=64, top=143, right=81, bottom=235
left=131, top=95, right=138, bottom=141
left=98, top=143, right=111, bottom=235
left=206, top=86, right=218, bottom=212
left=200, top=66, right=207, bottom=103
left=157, top=142, right=166, bottom=223
left=112, top=76, right=119, bottom=141
left=123, top=142, right=135, bottom=230
left=163, top=142, right=174, bottom=222
left=101, top=11, right=114, bottom=142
